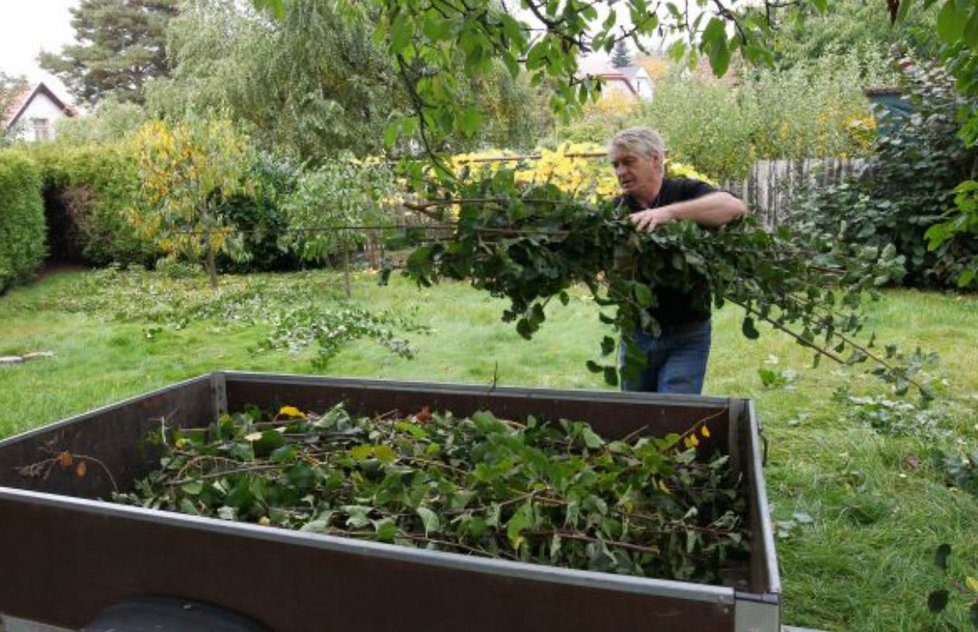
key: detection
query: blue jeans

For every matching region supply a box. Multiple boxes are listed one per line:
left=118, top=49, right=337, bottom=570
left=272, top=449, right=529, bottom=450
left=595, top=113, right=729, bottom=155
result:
left=619, top=319, right=712, bottom=394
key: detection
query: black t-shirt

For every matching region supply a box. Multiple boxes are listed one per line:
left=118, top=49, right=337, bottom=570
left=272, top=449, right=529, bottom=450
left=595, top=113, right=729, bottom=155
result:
left=614, top=178, right=718, bottom=328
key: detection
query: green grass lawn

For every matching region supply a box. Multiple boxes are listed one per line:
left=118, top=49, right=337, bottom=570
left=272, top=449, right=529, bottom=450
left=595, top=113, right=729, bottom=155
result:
left=1, top=268, right=976, bottom=631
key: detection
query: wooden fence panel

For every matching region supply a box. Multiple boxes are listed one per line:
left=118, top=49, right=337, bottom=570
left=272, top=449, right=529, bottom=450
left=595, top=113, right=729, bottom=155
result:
left=722, top=158, right=865, bottom=228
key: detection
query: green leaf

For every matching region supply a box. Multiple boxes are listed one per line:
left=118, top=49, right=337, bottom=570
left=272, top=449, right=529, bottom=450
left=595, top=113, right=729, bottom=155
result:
left=634, top=284, right=654, bottom=308
left=741, top=316, right=760, bottom=340
left=456, top=108, right=484, bottom=137
left=701, top=18, right=731, bottom=77
left=582, top=427, right=605, bottom=450
left=343, top=505, right=373, bottom=529
left=373, top=444, right=398, bottom=464
left=253, top=430, right=285, bottom=458
left=417, top=506, right=440, bottom=536
left=808, top=0, right=828, bottom=13
left=505, top=502, right=534, bottom=550
left=965, top=6, right=978, bottom=47
left=285, top=462, right=314, bottom=490
left=251, top=0, right=284, bottom=20
left=372, top=518, right=398, bottom=542
left=270, top=445, right=297, bottom=464
left=938, top=0, right=967, bottom=42
left=526, top=41, right=549, bottom=70
left=383, top=121, right=400, bottom=148
left=181, top=481, right=203, bottom=496
left=390, top=14, right=415, bottom=53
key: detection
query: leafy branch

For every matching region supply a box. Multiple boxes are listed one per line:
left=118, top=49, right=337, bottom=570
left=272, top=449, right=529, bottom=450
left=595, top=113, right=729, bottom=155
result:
left=399, top=172, right=934, bottom=397
left=116, top=402, right=749, bottom=583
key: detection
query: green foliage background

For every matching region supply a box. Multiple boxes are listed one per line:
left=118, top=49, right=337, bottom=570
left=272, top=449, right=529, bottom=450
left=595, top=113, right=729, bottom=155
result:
left=28, top=141, right=155, bottom=266
left=39, top=0, right=179, bottom=105
left=555, top=52, right=878, bottom=181
left=789, top=56, right=978, bottom=289
left=0, top=152, right=46, bottom=292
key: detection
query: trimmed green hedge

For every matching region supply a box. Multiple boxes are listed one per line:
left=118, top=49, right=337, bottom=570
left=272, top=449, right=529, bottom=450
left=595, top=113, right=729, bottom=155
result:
left=0, top=151, right=46, bottom=293
left=29, top=142, right=158, bottom=266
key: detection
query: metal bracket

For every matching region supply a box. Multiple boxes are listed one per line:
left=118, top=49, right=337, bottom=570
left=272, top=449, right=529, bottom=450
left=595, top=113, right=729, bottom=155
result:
left=734, top=595, right=781, bottom=632
left=1, top=615, right=74, bottom=632
left=211, top=372, right=228, bottom=421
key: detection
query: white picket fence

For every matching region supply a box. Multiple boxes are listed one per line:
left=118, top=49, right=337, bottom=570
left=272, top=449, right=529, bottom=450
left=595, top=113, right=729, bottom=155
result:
left=722, top=158, right=866, bottom=228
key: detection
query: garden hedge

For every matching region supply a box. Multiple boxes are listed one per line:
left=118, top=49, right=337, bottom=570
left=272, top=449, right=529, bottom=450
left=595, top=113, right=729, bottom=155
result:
left=0, top=151, right=46, bottom=293
left=29, top=142, right=158, bottom=266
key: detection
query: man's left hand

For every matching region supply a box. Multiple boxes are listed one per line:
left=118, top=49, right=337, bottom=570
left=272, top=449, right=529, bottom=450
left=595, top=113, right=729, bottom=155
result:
left=630, top=207, right=674, bottom=231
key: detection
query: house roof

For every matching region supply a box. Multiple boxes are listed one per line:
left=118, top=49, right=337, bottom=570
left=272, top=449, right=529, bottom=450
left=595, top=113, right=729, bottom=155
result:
left=616, top=66, right=645, bottom=83
left=2, top=82, right=77, bottom=129
left=576, top=58, right=651, bottom=97
left=596, top=72, right=639, bottom=96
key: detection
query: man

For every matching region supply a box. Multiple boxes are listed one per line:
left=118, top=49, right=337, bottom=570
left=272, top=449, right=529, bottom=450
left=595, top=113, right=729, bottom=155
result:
left=609, top=127, right=746, bottom=394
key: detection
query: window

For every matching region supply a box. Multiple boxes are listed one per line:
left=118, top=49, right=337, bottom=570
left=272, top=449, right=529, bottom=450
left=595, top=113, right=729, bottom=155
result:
left=31, top=118, right=51, bottom=142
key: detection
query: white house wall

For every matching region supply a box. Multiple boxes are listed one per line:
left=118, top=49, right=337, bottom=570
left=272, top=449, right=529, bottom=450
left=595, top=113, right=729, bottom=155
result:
left=9, top=93, right=69, bottom=142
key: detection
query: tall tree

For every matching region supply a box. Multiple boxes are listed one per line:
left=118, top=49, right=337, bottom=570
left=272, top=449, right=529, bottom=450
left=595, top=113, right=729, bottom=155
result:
left=611, top=40, right=632, bottom=68
left=149, top=0, right=550, bottom=160
left=765, top=0, right=937, bottom=77
left=148, top=0, right=399, bottom=160
left=0, top=72, right=29, bottom=146
left=39, top=0, right=179, bottom=104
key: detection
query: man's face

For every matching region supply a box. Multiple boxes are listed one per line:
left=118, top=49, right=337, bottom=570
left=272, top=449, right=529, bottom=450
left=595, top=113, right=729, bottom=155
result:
left=610, top=147, right=661, bottom=199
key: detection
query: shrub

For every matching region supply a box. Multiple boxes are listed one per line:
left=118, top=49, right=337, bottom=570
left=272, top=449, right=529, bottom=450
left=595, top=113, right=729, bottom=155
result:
left=0, top=151, right=46, bottom=292
left=282, top=156, right=396, bottom=263
left=29, top=141, right=157, bottom=266
left=553, top=52, right=875, bottom=182
left=216, top=152, right=303, bottom=273
left=55, top=98, right=148, bottom=145
left=739, top=53, right=881, bottom=161
left=130, top=118, right=256, bottom=288
left=788, top=57, right=978, bottom=289
left=642, top=76, right=756, bottom=181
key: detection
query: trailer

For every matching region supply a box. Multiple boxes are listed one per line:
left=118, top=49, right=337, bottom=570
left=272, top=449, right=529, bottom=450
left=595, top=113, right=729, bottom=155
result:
left=0, top=372, right=781, bottom=632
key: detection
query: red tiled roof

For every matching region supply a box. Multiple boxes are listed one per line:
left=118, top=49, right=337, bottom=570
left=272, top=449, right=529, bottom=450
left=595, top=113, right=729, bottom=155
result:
left=1, top=85, right=34, bottom=128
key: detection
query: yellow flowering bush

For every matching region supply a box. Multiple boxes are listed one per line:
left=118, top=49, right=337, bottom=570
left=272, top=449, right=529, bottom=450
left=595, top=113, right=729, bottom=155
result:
left=450, top=142, right=714, bottom=204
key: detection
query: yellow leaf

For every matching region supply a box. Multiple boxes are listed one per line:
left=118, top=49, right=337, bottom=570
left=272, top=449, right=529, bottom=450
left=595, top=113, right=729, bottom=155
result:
left=244, top=432, right=263, bottom=442
left=258, top=516, right=271, bottom=526
left=657, top=479, right=671, bottom=495
left=373, top=445, right=398, bottom=464
left=350, top=445, right=374, bottom=461
left=701, top=425, right=711, bottom=438
left=966, top=576, right=978, bottom=594
left=279, top=405, right=304, bottom=418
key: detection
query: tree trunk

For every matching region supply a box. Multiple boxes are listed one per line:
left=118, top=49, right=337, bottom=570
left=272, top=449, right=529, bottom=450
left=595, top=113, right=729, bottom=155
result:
left=342, top=243, right=351, bottom=299
left=206, top=248, right=218, bottom=290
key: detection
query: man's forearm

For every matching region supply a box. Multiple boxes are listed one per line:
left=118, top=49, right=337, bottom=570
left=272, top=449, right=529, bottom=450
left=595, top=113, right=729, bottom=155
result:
left=664, top=192, right=747, bottom=228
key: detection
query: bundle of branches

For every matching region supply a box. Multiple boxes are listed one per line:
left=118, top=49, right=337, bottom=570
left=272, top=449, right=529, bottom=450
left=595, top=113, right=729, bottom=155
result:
left=402, top=171, right=931, bottom=397
left=116, top=403, right=748, bottom=584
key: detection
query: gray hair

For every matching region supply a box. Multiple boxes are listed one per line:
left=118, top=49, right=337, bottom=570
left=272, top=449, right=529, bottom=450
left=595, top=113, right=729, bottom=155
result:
left=608, top=127, right=666, bottom=172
